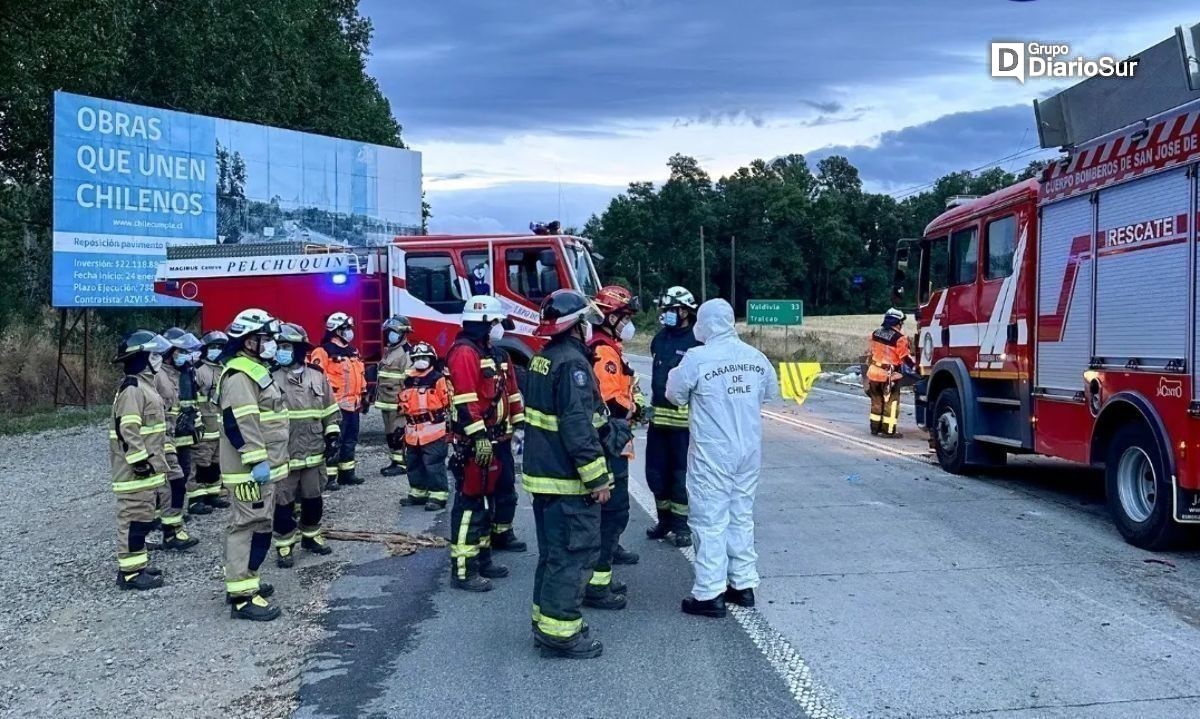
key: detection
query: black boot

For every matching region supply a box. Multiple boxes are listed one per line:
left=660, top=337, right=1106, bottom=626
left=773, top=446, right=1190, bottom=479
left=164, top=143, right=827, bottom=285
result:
left=230, top=594, right=281, bottom=621
left=453, top=575, right=493, bottom=592
left=301, top=534, right=333, bottom=555
left=539, top=637, right=604, bottom=659
left=116, top=569, right=163, bottom=591
left=672, top=530, right=693, bottom=548
left=480, top=562, right=510, bottom=579
left=491, top=530, right=528, bottom=553
left=276, top=546, right=295, bottom=568
left=609, top=578, right=628, bottom=595
left=206, top=494, right=230, bottom=509
left=339, top=468, right=364, bottom=486
left=380, top=461, right=407, bottom=477
left=161, top=528, right=199, bottom=551
left=188, top=501, right=214, bottom=516
left=424, top=499, right=447, bottom=511
left=681, top=595, right=727, bottom=618
left=724, top=585, right=755, bottom=607
left=583, top=587, right=627, bottom=610
left=646, top=520, right=671, bottom=540
left=612, top=544, right=640, bottom=565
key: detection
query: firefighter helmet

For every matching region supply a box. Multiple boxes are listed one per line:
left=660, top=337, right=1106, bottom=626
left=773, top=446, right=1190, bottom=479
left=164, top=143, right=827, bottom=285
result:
left=277, top=322, right=310, bottom=346
left=594, top=285, right=640, bottom=317
left=658, top=286, right=697, bottom=311
left=884, top=308, right=906, bottom=327
left=325, top=312, right=354, bottom=333
left=227, top=308, right=280, bottom=339
left=113, top=330, right=171, bottom=363
left=200, top=330, right=229, bottom=348
left=462, top=295, right=508, bottom=324
left=163, top=327, right=202, bottom=351
left=410, top=341, right=438, bottom=363
left=382, top=315, right=413, bottom=335
left=535, top=289, right=603, bottom=337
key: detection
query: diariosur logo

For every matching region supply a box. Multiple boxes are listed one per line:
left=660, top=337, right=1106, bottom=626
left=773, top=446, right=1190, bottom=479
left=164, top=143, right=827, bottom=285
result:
left=990, top=42, right=1140, bottom=83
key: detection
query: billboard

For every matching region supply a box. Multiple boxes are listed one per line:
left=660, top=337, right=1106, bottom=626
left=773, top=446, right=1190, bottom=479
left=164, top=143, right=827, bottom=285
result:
left=51, top=91, right=422, bottom=307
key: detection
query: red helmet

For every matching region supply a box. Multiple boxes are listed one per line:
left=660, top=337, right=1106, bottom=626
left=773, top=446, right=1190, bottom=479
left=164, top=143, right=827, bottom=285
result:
left=535, top=289, right=603, bottom=337
left=593, top=285, right=640, bottom=318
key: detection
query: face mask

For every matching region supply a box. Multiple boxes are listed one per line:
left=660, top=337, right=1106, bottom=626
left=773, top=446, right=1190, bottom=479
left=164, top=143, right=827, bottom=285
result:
left=275, top=348, right=294, bottom=366
left=206, top=347, right=222, bottom=362
left=414, top=358, right=431, bottom=371
left=619, top=320, right=636, bottom=342
left=259, top=338, right=278, bottom=361
left=172, top=352, right=189, bottom=367
left=149, top=354, right=163, bottom=372
left=489, top=323, right=505, bottom=342
left=387, top=331, right=402, bottom=345
left=660, top=311, right=678, bottom=328
left=341, top=329, right=355, bottom=343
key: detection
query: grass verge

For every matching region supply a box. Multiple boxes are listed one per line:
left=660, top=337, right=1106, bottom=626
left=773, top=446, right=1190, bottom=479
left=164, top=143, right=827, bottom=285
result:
left=0, top=405, right=110, bottom=436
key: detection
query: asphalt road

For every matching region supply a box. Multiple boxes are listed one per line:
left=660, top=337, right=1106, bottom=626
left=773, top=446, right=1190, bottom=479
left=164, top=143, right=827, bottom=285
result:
left=293, top=354, right=1200, bottom=718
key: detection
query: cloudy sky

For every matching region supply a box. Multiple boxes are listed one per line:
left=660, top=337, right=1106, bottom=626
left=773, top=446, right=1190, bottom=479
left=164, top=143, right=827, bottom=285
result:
left=360, top=0, right=1197, bottom=232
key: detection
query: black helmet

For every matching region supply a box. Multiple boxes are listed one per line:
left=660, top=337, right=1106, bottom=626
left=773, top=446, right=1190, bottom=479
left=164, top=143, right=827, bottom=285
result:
left=535, top=289, right=603, bottom=337
left=277, top=322, right=310, bottom=345
left=113, top=330, right=171, bottom=363
left=163, top=327, right=202, bottom=352
left=201, top=330, right=229, bottom=348
left=382, top=315, right=413, bottom=336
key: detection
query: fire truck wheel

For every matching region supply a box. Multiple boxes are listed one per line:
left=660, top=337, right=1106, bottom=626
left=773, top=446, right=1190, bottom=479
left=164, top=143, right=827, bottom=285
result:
left=1105, top=422, right=1185, bottom=550
left=931, top=388, right=967, bottom=474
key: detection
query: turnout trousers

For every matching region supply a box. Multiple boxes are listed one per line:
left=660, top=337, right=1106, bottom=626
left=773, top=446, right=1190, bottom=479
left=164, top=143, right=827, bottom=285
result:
left=449, top=492, right=493, bottom=580
left=328, top=410, right=361, bottom=482
left=645, top=425, right=690, bottom=533
left=116, top=487, right=159, bottom=574
left=157, top=450, right=190, bottom=538
left=405, top=440, right=449, bottom=503
left=224, top=481, right=276, bottom=599
left=532, top=494, right=601, bottom=645
left=273, top=467, right=326, bottom=554
left=867, top=380, right=900, bottom=436
left=187, top=440, right=222, bottom=503
left=588, top=457, right=630, bottom=593
left=490, top=438, right=519, bottom=538
left=382, top=409, right=407, bottom=467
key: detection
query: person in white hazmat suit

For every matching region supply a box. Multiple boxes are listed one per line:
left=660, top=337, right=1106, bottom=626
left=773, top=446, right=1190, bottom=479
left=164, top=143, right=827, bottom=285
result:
left=665, top=298, right=778, bottom=618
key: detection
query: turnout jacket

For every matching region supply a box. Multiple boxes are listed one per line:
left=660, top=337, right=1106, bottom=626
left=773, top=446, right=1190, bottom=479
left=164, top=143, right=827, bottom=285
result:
left=865, top=326, right=913, bottom=383
left=217, top=354, right=291, bottom=486
left=375, top=342, right=411, bottom=412
left=649, top=324, right=701, bottom=429
left=152, top=368, right=185, bottom=480
left=521, top=334, right=610, bottom=495
left=310, top=339, right=367, bottom=412
left=272, top=364, right=341, bottom=470
left=445, top=333, right=519, bottom=440
left=108, top=368, right=171, bottom=493
left=157, top=363, right=199, bottom=449
left=194, top=360, right=222, bottom=443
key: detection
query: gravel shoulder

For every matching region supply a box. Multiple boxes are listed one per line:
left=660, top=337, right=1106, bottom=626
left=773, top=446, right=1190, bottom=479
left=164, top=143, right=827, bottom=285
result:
left=0, top=411, right=416, bottom=718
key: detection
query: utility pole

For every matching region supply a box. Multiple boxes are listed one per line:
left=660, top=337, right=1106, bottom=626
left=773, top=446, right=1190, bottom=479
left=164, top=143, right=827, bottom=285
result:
left=730, top=234, right=736, bottom=316
left=637, top=260, right=643, bottom=307
left=699, top=226, right=707, bottom=303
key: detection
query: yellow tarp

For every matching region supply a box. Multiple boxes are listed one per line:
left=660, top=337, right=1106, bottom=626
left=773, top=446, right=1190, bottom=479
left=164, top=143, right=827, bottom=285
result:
left=778, top=362, right=822, bottom=406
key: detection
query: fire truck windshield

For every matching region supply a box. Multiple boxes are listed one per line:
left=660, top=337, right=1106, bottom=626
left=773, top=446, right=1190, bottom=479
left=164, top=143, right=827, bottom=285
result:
left=565, top=244, right=600, bottom=297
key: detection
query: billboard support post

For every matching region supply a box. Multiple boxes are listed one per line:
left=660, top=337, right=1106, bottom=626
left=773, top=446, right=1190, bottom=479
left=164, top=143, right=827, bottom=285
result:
left=54, top=308, right=91, bottom=408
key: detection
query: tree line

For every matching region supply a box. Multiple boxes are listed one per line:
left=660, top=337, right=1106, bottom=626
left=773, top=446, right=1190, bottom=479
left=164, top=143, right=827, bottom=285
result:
left=584, top=153, right=1048, bottom=317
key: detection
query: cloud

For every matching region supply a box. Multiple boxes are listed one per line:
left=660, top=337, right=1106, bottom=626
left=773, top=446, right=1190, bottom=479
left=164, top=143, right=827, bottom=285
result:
left=427, top=181, right=624, bottom=233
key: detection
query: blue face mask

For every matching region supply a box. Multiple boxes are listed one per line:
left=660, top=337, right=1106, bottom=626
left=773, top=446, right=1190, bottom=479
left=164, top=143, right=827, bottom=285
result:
left=275, top=348, right=294, bottom=367
left=387, top=331, right=402, bottom=345
left=206, top=348, right=222, bottom=362
left=172, top=352, right=189, bottom=367
left=660, top=311, right=678, bottom=328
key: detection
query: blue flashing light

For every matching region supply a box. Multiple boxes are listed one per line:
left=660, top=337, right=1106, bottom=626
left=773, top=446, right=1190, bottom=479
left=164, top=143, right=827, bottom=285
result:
left=331, top=272, right=348, bottom=285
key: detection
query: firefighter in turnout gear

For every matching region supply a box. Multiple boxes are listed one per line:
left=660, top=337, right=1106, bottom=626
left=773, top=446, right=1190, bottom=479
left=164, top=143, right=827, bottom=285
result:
left=866, top=309, right=914, bottom=438
left=218, top=308, right=289, bottom=621
left=645, top=286, right=701, bottom=546
left=310, top=312, right=368, bottom=489
left=524, top=289, right=610, bottom=659
left=445, top=295, right=517, bottom=591
left=154, top=328, right=201, bottom=550
left=271, top=323, right=339, bottom=568
left=377, top=315, right=413, bottom=477
left=398, top=342, right=451, bottom=510
left=109, top=331, right=173, bottom=590
left=489, top=336, right=527, bottom=553
left=188, top=330, right=229, bottom=513
left=583, top=285, right=643, bottom=610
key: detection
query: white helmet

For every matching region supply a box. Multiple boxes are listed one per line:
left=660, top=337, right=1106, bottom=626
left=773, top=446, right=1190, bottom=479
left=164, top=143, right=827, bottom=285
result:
left=885, top=308, right=906, bottom=322
left=228, top=308, right=280, bottom=339
left=659, top=286, right=697, bottom=311
left=462, top=295, right=508, bottom=324
left=325, top=311, right=354, bottom=333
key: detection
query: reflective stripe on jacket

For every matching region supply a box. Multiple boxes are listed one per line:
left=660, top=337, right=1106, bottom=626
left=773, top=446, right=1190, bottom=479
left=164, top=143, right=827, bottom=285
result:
left=109, top=369, right=171, bottom=493
left=310, top=341, right=367, bottom=412
left=272, top=364, right=340, bottom=469
left=218, top=354, right=290, bottom=485
left=650, top=325, right=700, bottom=428
left=375, top=343, right=410, bottom=412
left=866, top=327, right=912, bottom=383
left=194, top=360, right=222, bottom=442
left=445, top=334, right=504, bottom=438
left=400, top=368, right=450, bottom=446
left=521, top=335, right=610, bottom=495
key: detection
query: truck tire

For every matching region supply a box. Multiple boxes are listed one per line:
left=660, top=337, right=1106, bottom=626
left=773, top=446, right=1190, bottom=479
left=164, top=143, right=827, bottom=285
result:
left=932, top=388, right=968, bottom=475
left=1105, top=422, right=1186, bottom=550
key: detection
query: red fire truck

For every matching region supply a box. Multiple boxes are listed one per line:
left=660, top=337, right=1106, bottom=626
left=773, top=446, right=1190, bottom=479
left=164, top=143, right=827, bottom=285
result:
left=898, top=73, right=1200, bottom=548
left=154, top=231, right=602, bottom=370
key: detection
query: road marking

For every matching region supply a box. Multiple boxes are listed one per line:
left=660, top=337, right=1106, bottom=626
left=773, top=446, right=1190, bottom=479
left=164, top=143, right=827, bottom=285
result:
left=761, top=409, right=934, bottom=467
left=626, top=457, right=849, bottom=719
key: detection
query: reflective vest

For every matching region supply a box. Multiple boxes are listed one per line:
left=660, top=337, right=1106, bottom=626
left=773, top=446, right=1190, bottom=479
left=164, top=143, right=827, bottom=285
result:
left=866, top=326, right=912, bottom=383
left=311, top=341, right=367, bottom=412
left=400, top=369, right=450, bottom=446
left=216, top=355, right=291, bottom=486
left=588, top=333, right=639, bottom=458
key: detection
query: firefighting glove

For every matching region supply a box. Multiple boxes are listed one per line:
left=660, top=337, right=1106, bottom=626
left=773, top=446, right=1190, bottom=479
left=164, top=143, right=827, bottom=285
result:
left=175, top=407, right=198, bottom=438
left=324, top=433, right=341, bottom=465
left=389, top=428, right=405, bottom=450
left=250, top=461, right=272, bottom=484
left=473, top=436, right=493, bottom=467
left=131, top=460, right=155, bottom=478
left=233, top=482, right=262, bottom=503
left=360, top=392, right=371, bottom=414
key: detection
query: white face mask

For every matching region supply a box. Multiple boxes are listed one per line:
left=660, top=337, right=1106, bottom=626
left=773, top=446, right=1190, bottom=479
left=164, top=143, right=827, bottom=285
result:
left=583, top=323, right=594, bottom=342
left=341, top=328, right=355, bottom=343
left=414, top=358, right=431, bottom=371
left=259, top=338, right=278, bottom=360
left=619, top=320, right=636, bottom=342
left=489, top=323, right=505, bottom=342
left=148, top=353, right=163, bottom=372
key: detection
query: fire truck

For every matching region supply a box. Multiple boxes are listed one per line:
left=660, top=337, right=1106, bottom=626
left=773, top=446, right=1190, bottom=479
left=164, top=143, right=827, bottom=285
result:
left=896, top=27, right=1200, bottom=549
left=154, top=231, right=602, bottom=374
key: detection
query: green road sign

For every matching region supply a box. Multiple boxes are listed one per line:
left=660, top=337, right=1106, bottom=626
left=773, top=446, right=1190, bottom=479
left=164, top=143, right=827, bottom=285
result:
left=746, top=299, right=803, bottom=326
